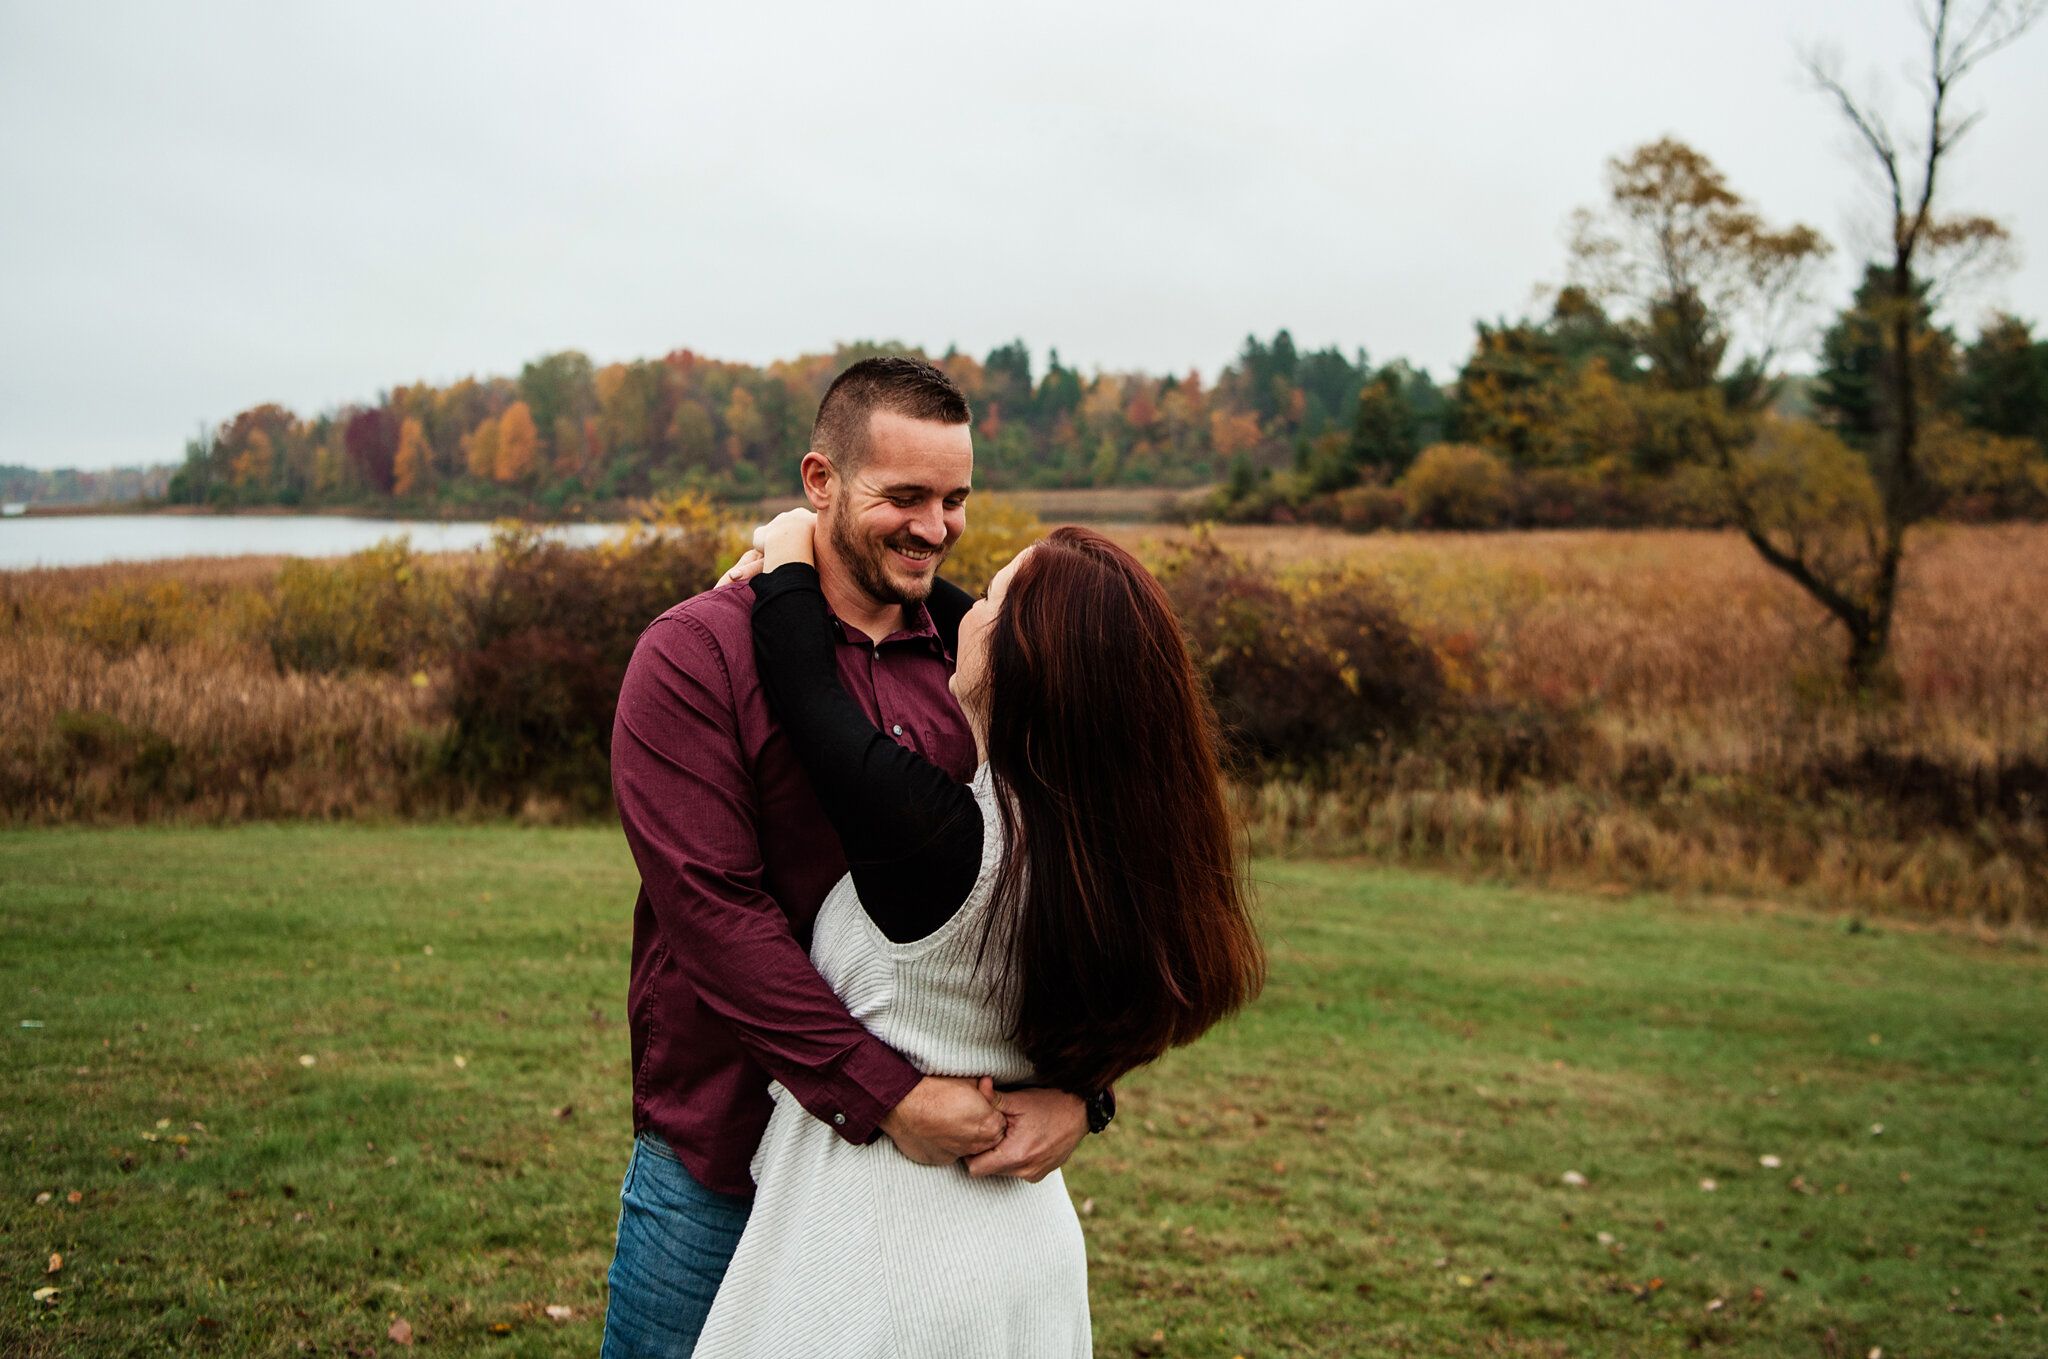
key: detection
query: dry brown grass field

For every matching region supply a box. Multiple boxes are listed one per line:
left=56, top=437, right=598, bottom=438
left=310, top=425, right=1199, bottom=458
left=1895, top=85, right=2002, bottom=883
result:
left=4, top=521, right=2045, bottom=925
left=1101, top=524, right=2048, bottom=927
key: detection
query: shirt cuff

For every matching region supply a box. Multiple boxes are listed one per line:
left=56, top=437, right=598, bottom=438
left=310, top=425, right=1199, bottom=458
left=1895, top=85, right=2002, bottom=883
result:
left=800, top=1033, right=923, bottom=1147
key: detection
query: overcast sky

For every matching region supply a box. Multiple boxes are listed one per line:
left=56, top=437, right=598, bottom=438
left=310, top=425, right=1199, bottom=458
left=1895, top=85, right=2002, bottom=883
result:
left=3, top=1, right=2043, bottom=471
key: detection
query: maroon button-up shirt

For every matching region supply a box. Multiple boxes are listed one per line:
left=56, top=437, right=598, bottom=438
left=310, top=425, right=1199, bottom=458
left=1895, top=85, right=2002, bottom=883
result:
left=611, top=578, right=978, bottom=1197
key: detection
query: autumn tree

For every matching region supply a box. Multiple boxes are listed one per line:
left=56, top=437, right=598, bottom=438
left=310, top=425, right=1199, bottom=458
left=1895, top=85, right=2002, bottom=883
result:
left=465, top=415, right=502, bottom=481
left=393, top=417, right=433, bottom=497
left=1779, top=0, right=2041, bottom=683
left=1570, top=133, right=1891, bottom=675
left=496, top=401, right=539, bottom=483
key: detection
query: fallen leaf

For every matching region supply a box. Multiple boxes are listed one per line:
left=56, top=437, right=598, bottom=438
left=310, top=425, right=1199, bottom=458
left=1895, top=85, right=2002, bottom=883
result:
left=1271, top=1160, right=1286, bottom=1174
left=34, top=1192, right=52, bottom=1204
left=1781, top=1268, right=1800, bottom=1281
left=544, top=1305, right=573, bottom=1321
left=388, top=1317, right=414, bottom=1346
left=65, top=1191, right=81, bottom=1204
left=1560, top=1171, right=1588, bottom=1187
left=46, top=1254, right=62, bottom=1274
left=1705, top=1298, right=1724, bottom=1312
left=1455, top=1274, right=1475, bottom=1287
left=1759, top=1154, right=1781, bottom=1168
left=453, top=1055, right=467, bottom=1069
left=488, top=1322, right=512, bottom=1335
left=1596, top=1232, right=1615, bottom=1245
left=156, top=1118, right=171, bottom=1129
left=1079, top=1198, right=1094, bottom=1216
left=1699, top=1178, right=1718, bottom=1192
left=1749, top=1286, right=1766, bottom=1303
left=553, top=1104, right=574, bottom=1120
left=33, top=1287, right=59, bottom=1304
left=298, top=1055, right=315, bottom=1067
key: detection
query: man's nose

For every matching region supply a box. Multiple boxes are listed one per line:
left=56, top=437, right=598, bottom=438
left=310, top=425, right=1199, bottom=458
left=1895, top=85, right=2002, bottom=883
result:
left=905, top=503, right=946, bottom=544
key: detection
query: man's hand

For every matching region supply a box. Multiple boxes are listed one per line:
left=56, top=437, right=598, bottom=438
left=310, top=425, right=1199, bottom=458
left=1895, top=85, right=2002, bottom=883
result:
left=879, top=1075, right=1005, bottom=1166
left=964, top=1088, right=1088, bottom=1183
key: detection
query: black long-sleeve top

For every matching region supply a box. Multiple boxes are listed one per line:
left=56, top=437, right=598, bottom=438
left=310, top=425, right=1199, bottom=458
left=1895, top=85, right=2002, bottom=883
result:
left=749, top=564, right=986, bottom=944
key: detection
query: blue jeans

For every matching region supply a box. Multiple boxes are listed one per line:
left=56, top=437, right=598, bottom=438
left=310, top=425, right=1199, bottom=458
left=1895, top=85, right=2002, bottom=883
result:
left=601, top=1133, right=754, bottom=1359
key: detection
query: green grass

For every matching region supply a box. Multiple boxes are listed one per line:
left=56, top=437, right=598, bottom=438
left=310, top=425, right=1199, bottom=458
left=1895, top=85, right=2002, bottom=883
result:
left=2, top=829, right=2043, bottom=1358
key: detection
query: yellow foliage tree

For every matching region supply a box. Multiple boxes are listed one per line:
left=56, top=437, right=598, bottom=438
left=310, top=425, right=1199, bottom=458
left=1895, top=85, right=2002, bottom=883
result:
left=465, top=416, right=501, bottom=480
left=231, top=429, right=274, bottom=488
left=496, top=402, right=538, bottom=483
left=393, top=417, right=432, bottom=497
left=723, top=387, right=766, bottom=460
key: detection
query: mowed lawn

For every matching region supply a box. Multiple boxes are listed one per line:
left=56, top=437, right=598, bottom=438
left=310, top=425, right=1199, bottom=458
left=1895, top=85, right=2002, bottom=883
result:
left=2, top=828, right=2043, bottom=1358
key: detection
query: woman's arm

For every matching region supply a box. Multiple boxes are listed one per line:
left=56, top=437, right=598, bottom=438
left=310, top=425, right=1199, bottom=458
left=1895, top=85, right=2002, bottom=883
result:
left=749, top=562, right=985, bottom=944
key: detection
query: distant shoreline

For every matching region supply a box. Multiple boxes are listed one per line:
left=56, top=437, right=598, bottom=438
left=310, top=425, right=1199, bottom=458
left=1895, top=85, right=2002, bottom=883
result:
left=11, top=501, right=591, bottom=523
left=8, top=485, right=1213, bottom=526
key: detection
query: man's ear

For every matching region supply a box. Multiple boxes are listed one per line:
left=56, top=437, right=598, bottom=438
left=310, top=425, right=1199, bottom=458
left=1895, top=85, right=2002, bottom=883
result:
left=799, top=451, right=837, bottom=513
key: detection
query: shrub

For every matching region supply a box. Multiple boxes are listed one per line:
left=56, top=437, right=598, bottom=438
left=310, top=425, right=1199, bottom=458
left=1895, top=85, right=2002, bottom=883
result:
left=1399, top=443, right=1512, bottom=529
left=1157, top=536, right=1443, bottom=767
left=944, top=496, right=1045, bottom=595
left=440, top=498, right=725, bottom=808
left=67, top=582, right=198, bottom=655
left=1333, top=484, right=1407, bottom=533
left=267, top=539, right=457, bottom=673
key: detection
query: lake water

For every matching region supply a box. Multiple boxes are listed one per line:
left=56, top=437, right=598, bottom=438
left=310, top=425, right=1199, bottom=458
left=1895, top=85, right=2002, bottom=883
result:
left=0, top=515, right=625, bottom=570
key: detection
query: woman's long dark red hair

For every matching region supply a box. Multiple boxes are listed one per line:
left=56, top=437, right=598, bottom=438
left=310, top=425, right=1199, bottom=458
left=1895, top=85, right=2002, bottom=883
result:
left=977, top=526, right=1263, bottom=1094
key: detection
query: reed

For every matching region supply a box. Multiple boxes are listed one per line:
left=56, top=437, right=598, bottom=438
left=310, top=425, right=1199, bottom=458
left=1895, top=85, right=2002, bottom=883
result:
left=4, top=523, right=2044, bottom=923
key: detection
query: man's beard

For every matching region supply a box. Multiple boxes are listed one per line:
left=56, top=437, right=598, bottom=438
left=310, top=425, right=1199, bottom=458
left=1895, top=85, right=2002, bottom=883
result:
left=829, top=493, right=952, bottom=608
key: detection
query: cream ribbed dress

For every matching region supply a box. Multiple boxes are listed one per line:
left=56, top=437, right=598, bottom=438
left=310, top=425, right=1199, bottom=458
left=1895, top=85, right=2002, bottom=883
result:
left=692, top=765, right=1092, bottom=1359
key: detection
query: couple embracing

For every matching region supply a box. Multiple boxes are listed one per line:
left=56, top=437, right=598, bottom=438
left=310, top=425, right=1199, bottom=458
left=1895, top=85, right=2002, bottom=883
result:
left=602, top=357, right=1263, bottom=1358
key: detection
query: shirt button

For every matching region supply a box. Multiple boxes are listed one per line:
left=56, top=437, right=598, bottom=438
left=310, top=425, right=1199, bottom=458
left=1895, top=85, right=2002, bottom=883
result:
left=891, top=724, right=903, bottom=736
left=832, top=1113, right=846, bottom=1126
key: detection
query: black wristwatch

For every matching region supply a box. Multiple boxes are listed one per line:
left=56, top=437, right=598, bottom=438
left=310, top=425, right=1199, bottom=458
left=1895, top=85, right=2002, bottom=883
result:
left=1084, top=1088, right=1116, bottom=1135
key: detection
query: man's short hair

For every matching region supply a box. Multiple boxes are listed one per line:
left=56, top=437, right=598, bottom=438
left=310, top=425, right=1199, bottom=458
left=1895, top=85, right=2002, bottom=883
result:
left=812, top=357, right=971, bottom=475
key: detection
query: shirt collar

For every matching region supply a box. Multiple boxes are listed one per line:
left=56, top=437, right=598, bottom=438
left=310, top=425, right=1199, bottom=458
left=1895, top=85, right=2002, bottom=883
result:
left=826, top=598, right=950, bottom=661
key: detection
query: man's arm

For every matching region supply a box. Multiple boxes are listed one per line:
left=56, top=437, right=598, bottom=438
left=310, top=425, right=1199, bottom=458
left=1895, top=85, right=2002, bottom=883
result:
left=612, top=611, right=1001, bottom=1157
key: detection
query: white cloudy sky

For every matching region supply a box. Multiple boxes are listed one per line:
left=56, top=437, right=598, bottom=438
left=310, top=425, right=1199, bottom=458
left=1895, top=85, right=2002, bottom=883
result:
left=3, top=0, right=2043, bottom=470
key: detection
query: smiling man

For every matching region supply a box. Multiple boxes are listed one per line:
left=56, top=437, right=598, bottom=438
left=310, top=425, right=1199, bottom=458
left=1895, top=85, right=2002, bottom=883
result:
left=601, top=358, right=1090, bottom=1359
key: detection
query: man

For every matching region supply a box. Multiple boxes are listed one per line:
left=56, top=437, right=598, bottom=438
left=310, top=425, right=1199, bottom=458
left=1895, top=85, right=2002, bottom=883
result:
left=602, top=358, right=1092, bottom=1358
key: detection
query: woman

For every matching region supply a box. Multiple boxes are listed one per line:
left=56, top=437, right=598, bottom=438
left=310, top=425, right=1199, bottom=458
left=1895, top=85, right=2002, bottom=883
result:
left=692, top=514, right=1262, bottom=1358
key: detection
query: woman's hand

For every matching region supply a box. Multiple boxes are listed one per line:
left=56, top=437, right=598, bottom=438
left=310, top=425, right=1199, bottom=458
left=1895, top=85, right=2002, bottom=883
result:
left=715, top=507, right=818, bottom=588
left=755, top=507, right=818, bottom=573
left=715, top=548, right=765, bottom=589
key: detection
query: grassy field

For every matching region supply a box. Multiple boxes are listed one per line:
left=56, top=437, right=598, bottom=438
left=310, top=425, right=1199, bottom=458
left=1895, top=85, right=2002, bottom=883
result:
left=3, top=827, right=2044, bottom=1358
